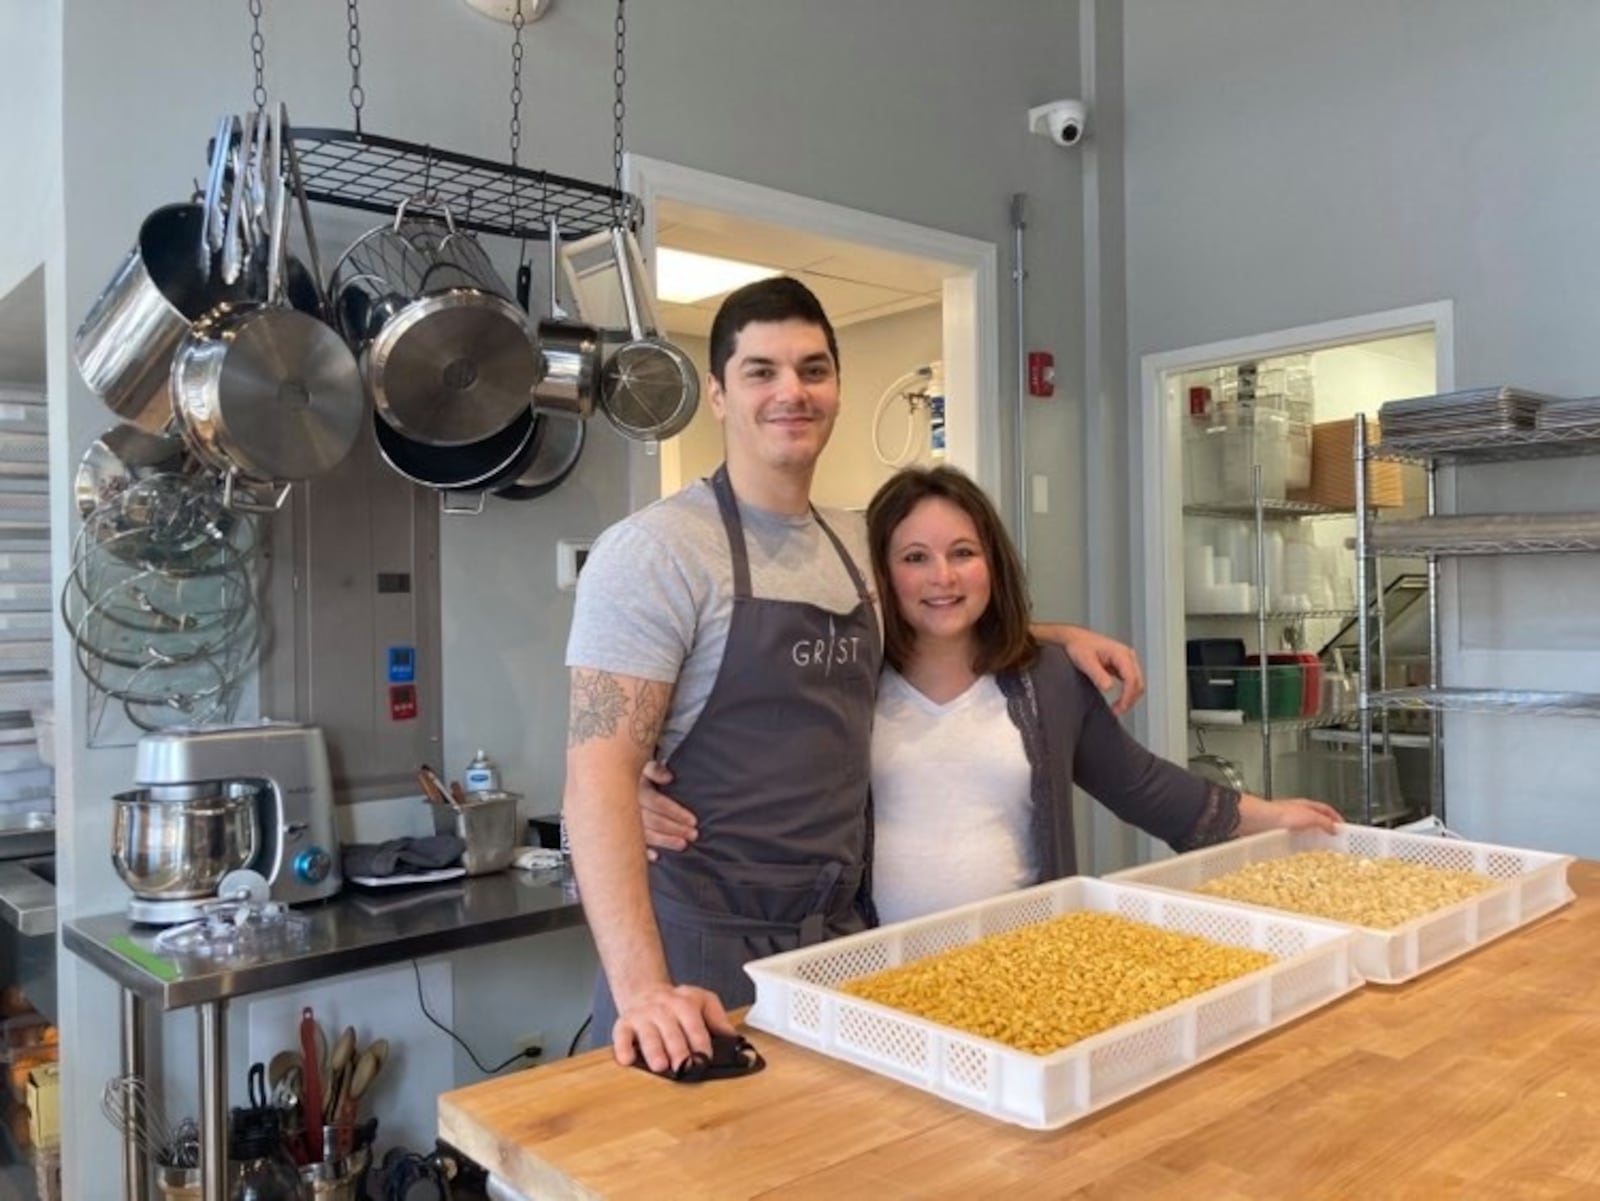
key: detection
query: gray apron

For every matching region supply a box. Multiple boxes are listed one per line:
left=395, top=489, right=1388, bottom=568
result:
left=592, top=465, right=881, bottom=1039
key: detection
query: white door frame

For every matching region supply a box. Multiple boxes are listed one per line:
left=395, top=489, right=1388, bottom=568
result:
left=1136, top=301, right=1456, bottom=768
left=624, top=155, right=1002, bottom=508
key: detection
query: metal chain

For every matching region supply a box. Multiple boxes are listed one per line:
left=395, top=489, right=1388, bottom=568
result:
left=612, top=0, right=627, bottom=223
left=347, top=0, right=365, bottom=134
left=508, top=0, right=525, bottom=166
left=247, top=0, right=267, bottom=112
left=509, top=0, right=527, bottom=245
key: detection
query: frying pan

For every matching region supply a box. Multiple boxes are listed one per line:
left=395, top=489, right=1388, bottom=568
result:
left=374, top=406, right=537, bottom=493
left=494, top=412, right=586, bottom=501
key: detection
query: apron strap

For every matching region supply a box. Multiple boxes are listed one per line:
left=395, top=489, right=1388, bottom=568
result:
left=812, top=508, right=873, bottom=605
left=709, top=466, right=754, bottom=599
left=651, top=859, right=851, bottom=943
left=708, top=464, right=872, bottom=604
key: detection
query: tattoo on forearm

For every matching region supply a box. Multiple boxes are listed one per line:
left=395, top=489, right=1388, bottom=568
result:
left=568, top=670, right=668, bottom=752
left=628, top=681, right=667, bottom=750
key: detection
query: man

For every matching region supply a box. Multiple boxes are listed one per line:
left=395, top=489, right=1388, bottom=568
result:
left=563, top=277, right=1142, bottom=1073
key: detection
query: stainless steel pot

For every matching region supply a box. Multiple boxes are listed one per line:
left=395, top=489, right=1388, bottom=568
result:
left=363, top=287, right=540, bottom=445
left=331, top=201, right=538, bottom=447
left=111, top=785, right=259, bottom=900
left=73, top=203, right=242, bottom=433
left=531, top=219, right=598, bottom=420
left=169, top=116, right=364, bottom=506
left=171, top=303, right=365, bottom=502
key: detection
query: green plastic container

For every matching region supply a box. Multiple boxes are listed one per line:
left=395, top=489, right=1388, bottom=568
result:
left=1238, top=664, right=1303, bottom=721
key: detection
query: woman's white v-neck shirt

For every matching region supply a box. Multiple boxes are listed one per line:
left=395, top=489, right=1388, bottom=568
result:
left=869, top=667, right=1036, bottom=925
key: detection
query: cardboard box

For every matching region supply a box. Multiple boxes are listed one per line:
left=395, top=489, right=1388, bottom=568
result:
left=1287, top=417, right=1405, bottom=509
left=26, top=1062, right=58, bottom=1148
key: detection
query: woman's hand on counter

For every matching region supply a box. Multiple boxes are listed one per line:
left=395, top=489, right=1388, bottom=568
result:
left=1237, top=794, right=1342, bottom=836
left=614, top=982, right=736, bottom=1073
left=639, top=760, right=698, bottom=861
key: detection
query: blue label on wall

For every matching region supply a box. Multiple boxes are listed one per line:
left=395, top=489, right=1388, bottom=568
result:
left=387, top=646, right=416, bottom=683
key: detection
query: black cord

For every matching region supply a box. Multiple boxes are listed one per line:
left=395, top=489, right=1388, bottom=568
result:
left=411, top=959, right=536, bottom=1075
left=567, top=1013, right=593, bottom=1058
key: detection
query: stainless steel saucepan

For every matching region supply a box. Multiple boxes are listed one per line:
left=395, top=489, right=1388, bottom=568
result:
left=531, top=218, right=599, bottom=420
left=596, top=227, right=700, bottom=442
left=169, top=108, right=364, bottom=510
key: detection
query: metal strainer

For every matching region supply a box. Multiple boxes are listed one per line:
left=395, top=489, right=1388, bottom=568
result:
left=597, top=228, right=699, bottom=442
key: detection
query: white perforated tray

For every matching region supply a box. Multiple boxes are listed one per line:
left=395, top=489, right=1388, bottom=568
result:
left=1108, top=826, right=1574, bottom=984
left=744, top=877, right=1360, bottom=1130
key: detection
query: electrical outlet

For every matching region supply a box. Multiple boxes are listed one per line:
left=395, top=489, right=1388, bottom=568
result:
left=557, top=539, right=593, bottom=591
left=514, top=1031, right=544, bottom=1059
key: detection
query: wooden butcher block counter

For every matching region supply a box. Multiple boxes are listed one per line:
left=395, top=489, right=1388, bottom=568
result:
left=440, top=863, right=1600, bottom=1200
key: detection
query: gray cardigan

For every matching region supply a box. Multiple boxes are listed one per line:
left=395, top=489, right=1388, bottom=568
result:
left=995, top=644, right=1242, bottom=881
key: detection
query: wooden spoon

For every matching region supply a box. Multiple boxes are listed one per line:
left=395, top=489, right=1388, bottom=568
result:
left=335, top=1044, right=383, bottom=1137
left=330, top=1026, right=357, bottom=1077
left=417, top=765, right=450, bottom=806
left=267, top=1049, right=302, bottom=1089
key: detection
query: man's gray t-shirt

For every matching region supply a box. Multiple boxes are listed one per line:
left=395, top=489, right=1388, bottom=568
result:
left=565, top=479, right=876, bottom=761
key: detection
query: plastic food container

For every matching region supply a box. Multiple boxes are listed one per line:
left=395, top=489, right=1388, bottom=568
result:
left=1109, top=827, right=1575, bottom=984
left=744, top=877, right=1359, bottom=1130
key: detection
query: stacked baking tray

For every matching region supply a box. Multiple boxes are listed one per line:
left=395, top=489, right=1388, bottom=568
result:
left=0, top=387, right=53, bottom=824
left=1378, top=387, right=1552, bottom=446
left=1370, top=511, right=1600, bottom=555
left=1535, top=395, right=1600, bottom=431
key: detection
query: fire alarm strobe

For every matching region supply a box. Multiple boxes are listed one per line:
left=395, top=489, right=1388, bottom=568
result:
left=1028, top=351, right=1056, bottom=398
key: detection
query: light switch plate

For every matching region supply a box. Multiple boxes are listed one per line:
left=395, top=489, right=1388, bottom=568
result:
left=558, top=539, right=594, bottom=591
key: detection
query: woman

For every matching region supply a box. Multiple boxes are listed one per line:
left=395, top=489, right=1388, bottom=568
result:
left=644, top=466, right=1339, bottom=923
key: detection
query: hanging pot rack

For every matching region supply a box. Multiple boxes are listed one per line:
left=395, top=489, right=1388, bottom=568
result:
left=282, top=0, right=637, bottom=244
left=286, top=126, right=639, bottom=243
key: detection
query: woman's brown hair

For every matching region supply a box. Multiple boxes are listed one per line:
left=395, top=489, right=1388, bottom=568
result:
left=866, top=466, right=1038, bottom=676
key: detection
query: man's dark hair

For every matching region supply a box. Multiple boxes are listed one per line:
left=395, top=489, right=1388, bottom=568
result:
left=708, top=276, right=841, bottom=384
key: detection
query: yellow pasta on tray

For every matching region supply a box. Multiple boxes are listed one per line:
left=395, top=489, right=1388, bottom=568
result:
left=1194, top=850, right=1495, bottom=929
left=841, top=911, right=1271, bottom=1055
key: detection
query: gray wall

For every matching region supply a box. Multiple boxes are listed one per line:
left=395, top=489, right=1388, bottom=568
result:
left=0, top=2, right=58, bottom=307
left=1120, top=0, right=1600, bottom=854
left=34, top=2, right=1086, bottom=1194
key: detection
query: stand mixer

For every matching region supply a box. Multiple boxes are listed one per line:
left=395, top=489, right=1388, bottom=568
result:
left=112, top=720, right=343, bottom=924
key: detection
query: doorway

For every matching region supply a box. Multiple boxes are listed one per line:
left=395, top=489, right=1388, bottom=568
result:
left=1137, top=303, right=1454, bottom=822
left=624, top=157, right=1002, bottom=511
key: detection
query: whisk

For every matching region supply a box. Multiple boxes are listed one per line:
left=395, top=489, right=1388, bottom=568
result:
left=100, top=1074, right=200, bottom=1168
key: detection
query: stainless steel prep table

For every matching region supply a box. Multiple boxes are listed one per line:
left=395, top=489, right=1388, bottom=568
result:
left=64, top=866, right=585, bottom=1201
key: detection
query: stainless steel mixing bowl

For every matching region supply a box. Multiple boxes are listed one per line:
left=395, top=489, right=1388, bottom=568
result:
left=111, top=784, right=259, bottom=899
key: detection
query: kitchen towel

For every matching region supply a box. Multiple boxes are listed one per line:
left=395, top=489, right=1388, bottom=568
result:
left=342, top=835, right=466, bottom=879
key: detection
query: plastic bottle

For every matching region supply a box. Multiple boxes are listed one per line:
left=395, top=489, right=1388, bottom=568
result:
left=464, top=749, right=501, bottom=794
left=926, top=361, right=946, bottom=462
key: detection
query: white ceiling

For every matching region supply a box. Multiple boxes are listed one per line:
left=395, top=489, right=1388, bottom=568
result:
left=653, top=198, right=947, bottom=339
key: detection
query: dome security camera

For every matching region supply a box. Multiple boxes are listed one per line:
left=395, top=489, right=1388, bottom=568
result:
left=1027, top=99, right=1088, bottom=148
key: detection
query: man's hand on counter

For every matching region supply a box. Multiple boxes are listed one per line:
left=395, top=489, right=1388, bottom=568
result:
left=614, top=983, right=737, bottom=1074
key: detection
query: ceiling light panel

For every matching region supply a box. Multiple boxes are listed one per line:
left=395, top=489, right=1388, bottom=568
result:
left=655, top=248, right=781, bottom=304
